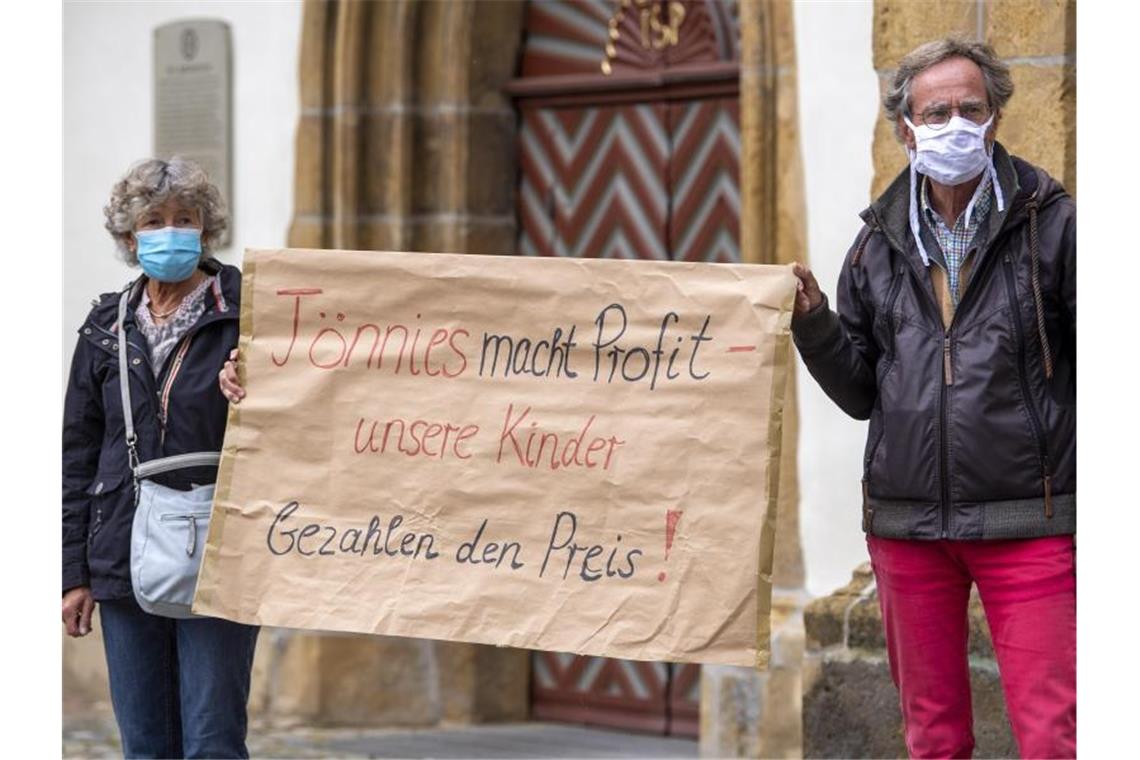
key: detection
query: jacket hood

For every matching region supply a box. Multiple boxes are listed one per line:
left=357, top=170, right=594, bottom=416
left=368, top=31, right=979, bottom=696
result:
left=860, top=142, right=1070, bottom=259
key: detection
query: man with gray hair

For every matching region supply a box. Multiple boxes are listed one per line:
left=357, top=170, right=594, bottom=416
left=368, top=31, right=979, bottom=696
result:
left=791, top=38, right=1075, bottom=758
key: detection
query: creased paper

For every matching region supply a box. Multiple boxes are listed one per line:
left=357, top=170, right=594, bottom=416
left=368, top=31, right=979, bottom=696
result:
left=193, top=248, right=796, bottom=667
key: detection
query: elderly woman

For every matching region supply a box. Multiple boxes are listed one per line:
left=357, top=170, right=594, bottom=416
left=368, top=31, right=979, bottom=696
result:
left=62, top=157, right=258, bottom=758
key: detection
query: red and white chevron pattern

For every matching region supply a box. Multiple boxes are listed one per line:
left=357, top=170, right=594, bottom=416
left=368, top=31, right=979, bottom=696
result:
left=668, top=98, right=741, bottom=263
left=519, top=104, right=671, bottom=260
left=531, top=651, right=701, bottom=736
left=517, top=99, right=740, bottom=263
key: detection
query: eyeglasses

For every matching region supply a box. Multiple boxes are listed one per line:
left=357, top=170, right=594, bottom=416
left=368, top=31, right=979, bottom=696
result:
left=914, top=102, right=991, bottom=130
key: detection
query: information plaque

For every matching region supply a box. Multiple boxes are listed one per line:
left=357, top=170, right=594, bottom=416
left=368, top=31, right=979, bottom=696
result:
left=153, top=19, right=232, bottom=245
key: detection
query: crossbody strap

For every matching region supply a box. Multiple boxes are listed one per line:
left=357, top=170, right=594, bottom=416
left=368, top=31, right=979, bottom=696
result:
left=117, top=288, right=221, bottom=479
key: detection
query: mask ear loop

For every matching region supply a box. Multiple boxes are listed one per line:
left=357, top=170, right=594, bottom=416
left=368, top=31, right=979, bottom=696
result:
left=989, top=147, right=1005, bottom=214
left=981, top=114, right=1004, bottom=215
left=906, top=147, right=931, bottom=267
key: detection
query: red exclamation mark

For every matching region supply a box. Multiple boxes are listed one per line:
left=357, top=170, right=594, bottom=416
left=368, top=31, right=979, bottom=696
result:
left=658, top=510, right=683, bottom=582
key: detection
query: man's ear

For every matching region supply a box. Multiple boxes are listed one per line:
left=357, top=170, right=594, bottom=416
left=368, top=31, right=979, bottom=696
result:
left=987, top=110, right=1001, bottom=148
left=898, top=115, right=915, bottom=151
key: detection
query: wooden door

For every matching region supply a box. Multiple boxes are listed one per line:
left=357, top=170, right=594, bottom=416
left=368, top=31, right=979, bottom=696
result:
left=508, top=0, right=741, bottom=737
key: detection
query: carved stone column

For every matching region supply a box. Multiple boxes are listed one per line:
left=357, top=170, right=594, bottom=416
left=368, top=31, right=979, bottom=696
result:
left=262, top=0, right=530, bottom=728
left=700, top=1, right=808, bottom=756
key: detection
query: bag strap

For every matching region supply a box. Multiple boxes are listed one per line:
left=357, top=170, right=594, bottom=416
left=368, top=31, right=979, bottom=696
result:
left=117, top=288, right=221, bottom=479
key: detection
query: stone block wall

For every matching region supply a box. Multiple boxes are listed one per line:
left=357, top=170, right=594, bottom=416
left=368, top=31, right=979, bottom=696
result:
left=248, top=630, right=529, bottom=728
left=802, top=565, right=1016, bottom=758
left=700, top=594, right=807, bottom=759
left=64, top=622, right=530, bottom=729
left=263, top=0, right=534, bottom=730
left=871, top=0, right=1076, bottom=199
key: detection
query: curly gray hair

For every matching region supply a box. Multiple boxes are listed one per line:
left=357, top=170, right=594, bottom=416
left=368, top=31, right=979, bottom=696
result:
left=883, top=36, right=1014, bottom=141
left=103, top=157, right=229, bottom=265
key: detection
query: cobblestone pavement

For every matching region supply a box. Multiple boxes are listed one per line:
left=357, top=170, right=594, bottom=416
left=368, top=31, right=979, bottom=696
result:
left=64, top=715, right=699, bottom=759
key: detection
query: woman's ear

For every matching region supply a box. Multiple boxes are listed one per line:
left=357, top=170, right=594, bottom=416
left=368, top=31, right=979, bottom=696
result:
left=127, top=233, right=137, bottom=254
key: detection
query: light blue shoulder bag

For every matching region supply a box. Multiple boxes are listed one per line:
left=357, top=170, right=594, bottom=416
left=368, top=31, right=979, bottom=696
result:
left=117, top=290, right=221, bottom=618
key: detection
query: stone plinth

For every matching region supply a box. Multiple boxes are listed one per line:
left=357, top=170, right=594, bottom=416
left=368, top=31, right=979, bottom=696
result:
left=251, top=630, right=530, bottom=728
left=802, top=564, right=1016, bottom=758
left=699, top=591, right=807, bottom=759
left=64, top=624, right=530, bottom=730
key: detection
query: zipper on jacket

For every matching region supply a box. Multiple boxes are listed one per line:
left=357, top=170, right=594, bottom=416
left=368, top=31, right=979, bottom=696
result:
left=939, top=355, right=950, bottom=538
left=861, top=479, right=872, bottom=532
left=862, top=420, right=886, bottom=533
left=1002, top=254, right=1053, bottom=517
left=157, top=335, right=195, bottom=447
left=89, top=507, right=103, bottom=545
left=934, top=240, right=1014, bottom=537
left=860, top=265, right=905, bottom=530
left=882, top=266, right=906, bottom=366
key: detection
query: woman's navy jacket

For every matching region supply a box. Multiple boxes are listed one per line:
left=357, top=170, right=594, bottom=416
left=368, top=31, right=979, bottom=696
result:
left=62, top=259, right=240, bottom=600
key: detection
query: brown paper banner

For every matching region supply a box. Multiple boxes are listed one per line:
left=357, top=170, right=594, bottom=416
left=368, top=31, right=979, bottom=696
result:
left=193, top=249, right=795, bottom=667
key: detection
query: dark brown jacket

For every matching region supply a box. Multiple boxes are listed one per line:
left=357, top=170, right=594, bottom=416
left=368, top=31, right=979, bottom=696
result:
left=792, top=143, right=1075, bottom=540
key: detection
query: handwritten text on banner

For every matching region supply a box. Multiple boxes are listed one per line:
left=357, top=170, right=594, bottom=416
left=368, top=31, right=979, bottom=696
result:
left=193, top=248, right=796, bottom=667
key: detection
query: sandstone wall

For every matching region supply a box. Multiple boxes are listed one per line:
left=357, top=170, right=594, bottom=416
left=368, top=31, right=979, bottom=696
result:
left=871, top=0, right=1075, bottom=199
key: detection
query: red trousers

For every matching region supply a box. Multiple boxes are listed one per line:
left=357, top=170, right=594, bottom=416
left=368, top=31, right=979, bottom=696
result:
left=866, top=535, right=1076, bottom=759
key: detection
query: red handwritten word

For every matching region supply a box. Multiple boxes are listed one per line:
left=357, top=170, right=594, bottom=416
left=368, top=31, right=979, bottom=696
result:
left=354, top=416, right=479, bottom=460
left=271, top=290, right=470, bottom=377
left=496, top=404, right=625, bottom=471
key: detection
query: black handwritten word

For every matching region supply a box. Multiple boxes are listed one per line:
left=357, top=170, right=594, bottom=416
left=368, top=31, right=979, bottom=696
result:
left=271, top=289, right=470, bottom=377
left=266, top=501, right=440, bottom=560
left=497, top=404, right=625, bottom=471
left=479, top=326, right=579, bottom=379
left=539, top=511, right=642, bottom=581
left=455, top=519, right=526, bottom=570
left=592, top=304, right=713, bottom=388
left=354, top=416, right=479, bottom=460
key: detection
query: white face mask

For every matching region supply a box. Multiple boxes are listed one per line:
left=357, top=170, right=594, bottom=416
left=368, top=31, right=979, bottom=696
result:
left=902, top=114, right=1005, bottom=267
left=904, top=114, right=993, bottom=186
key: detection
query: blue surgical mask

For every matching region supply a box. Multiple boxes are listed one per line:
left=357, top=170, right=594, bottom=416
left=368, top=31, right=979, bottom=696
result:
left=135, top=227, right=203, bottom=282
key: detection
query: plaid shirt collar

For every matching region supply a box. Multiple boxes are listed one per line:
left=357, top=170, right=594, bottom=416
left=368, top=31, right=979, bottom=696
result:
left=920, top=172, right=993, bottom=307
left=920, top=171, right=993, bottom=247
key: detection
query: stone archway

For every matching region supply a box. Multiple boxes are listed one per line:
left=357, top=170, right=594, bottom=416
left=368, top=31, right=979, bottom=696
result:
left=264, top=0, right=533, bottom=726
left=287, top=0, right=526, bottom=256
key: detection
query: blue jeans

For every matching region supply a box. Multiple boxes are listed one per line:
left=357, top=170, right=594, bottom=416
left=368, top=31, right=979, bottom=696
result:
left=99, top=597, right=259, bottom=758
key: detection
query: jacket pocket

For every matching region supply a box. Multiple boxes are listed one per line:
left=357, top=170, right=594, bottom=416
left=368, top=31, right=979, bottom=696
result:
left=874, top=266, right=906, bottom=384
left=86, top=472, right=128, bottom=546
left=1002, top=255, right=1054, bottom=516
left=864, top=411, right=886, bottom=484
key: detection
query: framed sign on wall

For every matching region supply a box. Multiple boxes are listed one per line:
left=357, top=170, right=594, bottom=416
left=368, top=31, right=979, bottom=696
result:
left=153, top=18, right=232, bottom=246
